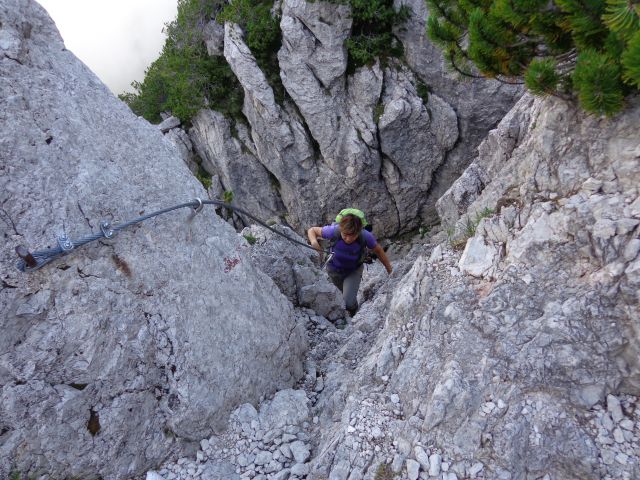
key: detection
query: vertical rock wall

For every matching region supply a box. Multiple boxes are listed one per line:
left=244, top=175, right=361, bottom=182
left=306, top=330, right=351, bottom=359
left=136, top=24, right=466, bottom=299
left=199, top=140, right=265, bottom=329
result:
left=193, top=0, right=520, bottom=237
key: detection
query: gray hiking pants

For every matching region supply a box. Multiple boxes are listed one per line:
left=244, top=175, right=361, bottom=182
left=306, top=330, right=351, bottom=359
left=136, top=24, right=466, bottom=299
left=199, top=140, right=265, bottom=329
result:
left=327, top=264, right=364, bottom=313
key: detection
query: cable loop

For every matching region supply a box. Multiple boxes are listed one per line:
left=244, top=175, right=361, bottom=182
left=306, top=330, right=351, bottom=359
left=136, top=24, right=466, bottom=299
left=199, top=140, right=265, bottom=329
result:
left=192, top=198, right=204, bottom=214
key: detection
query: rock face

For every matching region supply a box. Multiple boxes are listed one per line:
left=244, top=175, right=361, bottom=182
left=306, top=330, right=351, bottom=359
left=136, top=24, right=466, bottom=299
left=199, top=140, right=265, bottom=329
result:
left=188, top=0, right=519, bottom=237
left=190, top=109, right=285, bottom=223
left=135, top=96, right=638, bottom=480
left=0, top=1, right=306, bottom=478
left=298, top=96, right=640, bottom=479
left=395, top=0, right=524, bottom=221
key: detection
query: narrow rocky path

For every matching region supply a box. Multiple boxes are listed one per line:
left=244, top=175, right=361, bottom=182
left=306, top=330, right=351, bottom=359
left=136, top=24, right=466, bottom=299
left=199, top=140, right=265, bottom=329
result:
left=144, top=232, right=640, bottom=480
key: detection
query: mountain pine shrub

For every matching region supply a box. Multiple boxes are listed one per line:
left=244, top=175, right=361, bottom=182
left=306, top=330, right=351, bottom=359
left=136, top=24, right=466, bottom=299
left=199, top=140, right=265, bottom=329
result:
left=426, top=0, right=640, bottom=116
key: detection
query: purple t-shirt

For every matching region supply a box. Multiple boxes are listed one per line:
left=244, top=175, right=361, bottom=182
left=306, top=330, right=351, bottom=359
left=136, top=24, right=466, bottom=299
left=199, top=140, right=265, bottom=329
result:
left=321, top=224, right=377, bottom=272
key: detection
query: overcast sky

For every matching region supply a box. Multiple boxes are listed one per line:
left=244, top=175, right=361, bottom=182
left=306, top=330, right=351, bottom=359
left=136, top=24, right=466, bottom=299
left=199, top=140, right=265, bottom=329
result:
left=37, top=0, right=178, bottom=95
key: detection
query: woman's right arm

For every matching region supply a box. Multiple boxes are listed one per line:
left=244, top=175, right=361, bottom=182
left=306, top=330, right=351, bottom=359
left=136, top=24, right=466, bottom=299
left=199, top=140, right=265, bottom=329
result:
left=307, top=226, right=324, bottom=253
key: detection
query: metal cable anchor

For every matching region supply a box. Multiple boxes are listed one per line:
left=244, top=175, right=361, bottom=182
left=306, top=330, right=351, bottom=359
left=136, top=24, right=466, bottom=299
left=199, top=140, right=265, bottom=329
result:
left=57, top=233, right=74, bottom=252
left=192, top=198, right=204, bottom=214
left=100, top=220, right=115, bottom=239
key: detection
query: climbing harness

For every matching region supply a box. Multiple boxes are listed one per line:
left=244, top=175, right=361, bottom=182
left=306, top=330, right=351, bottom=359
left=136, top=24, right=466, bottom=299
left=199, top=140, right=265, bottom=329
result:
left=14, top=198, right=329, bottom=273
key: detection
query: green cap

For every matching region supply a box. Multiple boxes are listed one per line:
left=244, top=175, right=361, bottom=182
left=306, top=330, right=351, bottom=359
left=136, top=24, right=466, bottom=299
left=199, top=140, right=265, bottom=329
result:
left=335, top=208, right=368, bottom=226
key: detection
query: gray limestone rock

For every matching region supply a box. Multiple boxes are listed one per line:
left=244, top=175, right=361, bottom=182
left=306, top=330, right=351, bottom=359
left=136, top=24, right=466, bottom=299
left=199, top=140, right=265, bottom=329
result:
left=190, top=109, right=285, bottom=224
left=379, top=65, right=458, bottom=231
left=258, top=390, right=309, bottom=432
left=205, top=0, right=500, bottom=238
left=204, top=20, right=225, bottom=57
left=436, top=94, right=534, bottom=228
left=0, top=1, right=306, bottom=477
left=223, top=21, right=319, bottom=231
left=164, top=127, right=199, bottom=174
left=158, top=116, right=181, bottom=133
left=305, top=95, right=640, bottom=480
left=240, top=224, right=345, bottom=319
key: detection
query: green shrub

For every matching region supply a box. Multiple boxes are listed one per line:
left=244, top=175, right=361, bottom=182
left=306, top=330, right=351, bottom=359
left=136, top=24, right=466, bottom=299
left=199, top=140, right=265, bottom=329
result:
left=119, top=0, right=243, bottom=123
left=243, top=233, right=257, bottom=245
left=374, top=463, right=396, bottom=480
left=449, top=207, right=495, bottom=249
left=195, top=167, right=212, bottom=190
left=339, top=0, right=411, bottom=70
left=427, top=0, right=640, bottom=116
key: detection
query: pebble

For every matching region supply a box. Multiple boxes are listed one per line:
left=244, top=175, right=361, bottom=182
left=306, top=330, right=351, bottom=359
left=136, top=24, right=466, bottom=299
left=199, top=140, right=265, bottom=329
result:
left=429, top=453, right=442, bottom=476
left=620, top=418, right=634, bottom=430
left=602, top=413, right=614, bottom=431
left=291, top=463, right=309, bottom=476
left=392, top=454, right=405, bottom=473
left=469, top=462, right=484, bottom=477
left=406, top=459, right=420, bottom=480
left=254, top=451, right=272, bottom=466
left=390, top=394, right=400, bottom=404
left=607, top=395, right=624, bottom=423
left=616, top=452, right=629, bottom=465
left=289, top=441, right=310, bottom=463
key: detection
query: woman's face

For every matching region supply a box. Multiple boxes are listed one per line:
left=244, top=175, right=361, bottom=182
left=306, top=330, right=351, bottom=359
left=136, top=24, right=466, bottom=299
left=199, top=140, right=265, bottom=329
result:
left=340, top=230, right=359, bottom=244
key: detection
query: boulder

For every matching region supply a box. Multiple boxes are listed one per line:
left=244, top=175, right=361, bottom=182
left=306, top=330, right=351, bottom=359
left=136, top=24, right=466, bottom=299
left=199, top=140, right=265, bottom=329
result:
left=0, top=1, right=306, bottom=478
left=164, top=127, right=199, bottom=174
left=158, top=116, right=181, bottom=133
left=241, top=225, right=345, bottom=320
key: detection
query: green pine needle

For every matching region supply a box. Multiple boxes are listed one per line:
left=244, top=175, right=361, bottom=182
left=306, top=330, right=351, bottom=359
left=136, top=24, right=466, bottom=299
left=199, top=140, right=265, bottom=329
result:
left=573, top=50, right=625, bottom=116
left=525, top=59, right=560, bottom=94
left=622, top=30, right=640, bottom=87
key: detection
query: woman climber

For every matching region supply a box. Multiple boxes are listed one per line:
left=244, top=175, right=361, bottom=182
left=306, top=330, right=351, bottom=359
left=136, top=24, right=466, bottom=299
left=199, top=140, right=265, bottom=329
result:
left=307, top=213, right=392, bottom=317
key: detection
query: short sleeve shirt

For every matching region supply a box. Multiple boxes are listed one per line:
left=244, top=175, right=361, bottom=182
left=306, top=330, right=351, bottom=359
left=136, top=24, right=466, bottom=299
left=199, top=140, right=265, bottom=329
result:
left=321, top=224, right=377, bottom=272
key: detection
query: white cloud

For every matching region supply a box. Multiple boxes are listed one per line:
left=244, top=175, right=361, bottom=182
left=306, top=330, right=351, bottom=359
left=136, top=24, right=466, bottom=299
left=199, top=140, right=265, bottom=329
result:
left=37, top=0, right=178, bottom=95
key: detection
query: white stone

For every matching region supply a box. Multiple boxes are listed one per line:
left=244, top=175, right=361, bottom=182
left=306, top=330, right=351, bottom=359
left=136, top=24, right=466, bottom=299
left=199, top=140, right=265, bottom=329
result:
left=624, top=239, right=640, bottom=262
left=392, top=454, right=406, bottom=473
left=291, top=463, right=309, bottom=476
left=613, top=428, right=626, bottom=443
left=428, top=453, right=442, bottom=476
left=414, top=446, right=430, bottom=469
left=459, top=235, right=497, bottom=277
left=469, top=462, right=484, bottom=477
left=620, top=418, right=634, bottom=431
left=146, top=472, right=165, bottom=480
left=254, top=451, right=273, bottom=466
left=429, top=245, right=443, bottom=263
left=406, top=459, right=421, bottom=480
left=289, top=441, right=310, bottom=464
left=615, top=452, right=629, bottom=465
